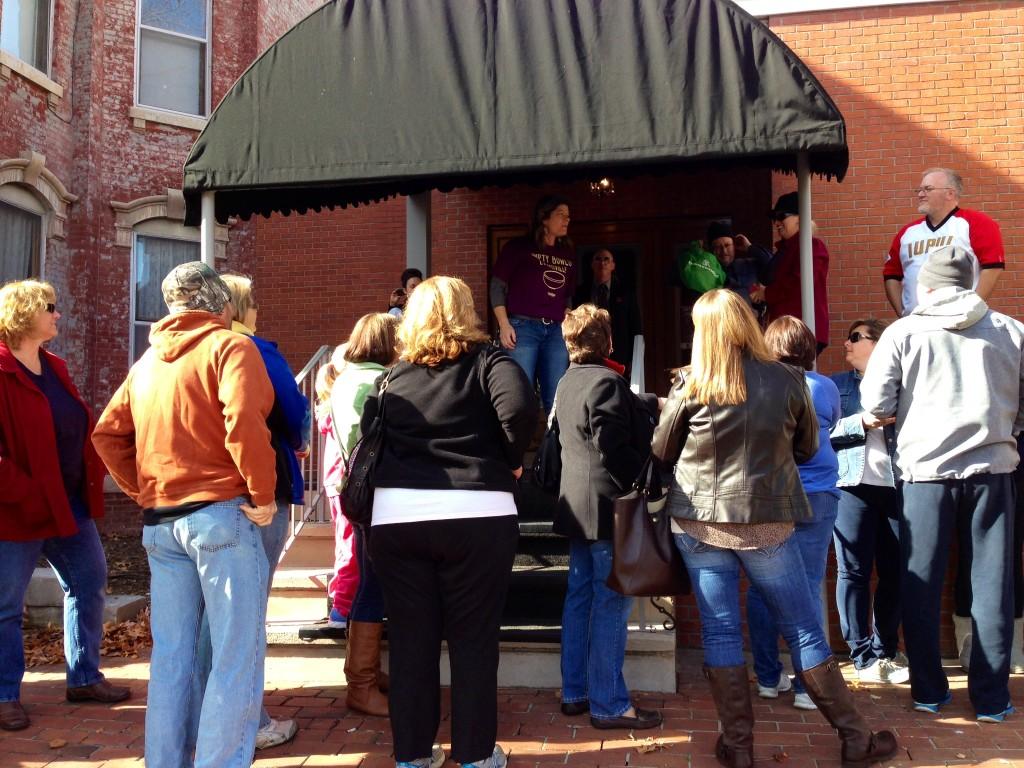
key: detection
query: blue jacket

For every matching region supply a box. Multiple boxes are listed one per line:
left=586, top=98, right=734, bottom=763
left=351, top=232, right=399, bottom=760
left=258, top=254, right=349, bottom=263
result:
left=798, top=371, right=840, bottom=495
left=247, top=332, right=310, bottom=504
left=829, top=370, right=895, bottom=488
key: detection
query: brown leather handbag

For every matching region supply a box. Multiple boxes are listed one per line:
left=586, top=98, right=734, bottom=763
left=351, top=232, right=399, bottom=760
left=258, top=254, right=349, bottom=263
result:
left=606, top=456, right=691, bottom=597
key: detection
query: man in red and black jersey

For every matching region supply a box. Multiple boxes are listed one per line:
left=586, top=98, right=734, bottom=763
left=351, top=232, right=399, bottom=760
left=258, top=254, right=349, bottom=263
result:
left=884, top=168, right=1004, bottom=316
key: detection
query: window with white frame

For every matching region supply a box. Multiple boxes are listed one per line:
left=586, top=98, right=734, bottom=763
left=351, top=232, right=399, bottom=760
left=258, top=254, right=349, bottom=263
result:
left=136, top=0, right=209, bottom=116
left=131, top=225, right=200, bottom=362
left=0, top=0, right=51, bottom=73
left=0, top=188, right=45, bottom=284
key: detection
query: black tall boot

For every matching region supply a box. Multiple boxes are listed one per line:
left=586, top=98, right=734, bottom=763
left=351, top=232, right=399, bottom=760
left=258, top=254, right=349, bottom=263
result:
left=704, top=665, right=754, bottom=768
left=798, top=657, right=898, bottom=768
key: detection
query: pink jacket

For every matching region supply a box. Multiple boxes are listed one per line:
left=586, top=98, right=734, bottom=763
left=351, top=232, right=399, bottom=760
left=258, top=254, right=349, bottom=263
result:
left=319, top=411, right=343, bottom=498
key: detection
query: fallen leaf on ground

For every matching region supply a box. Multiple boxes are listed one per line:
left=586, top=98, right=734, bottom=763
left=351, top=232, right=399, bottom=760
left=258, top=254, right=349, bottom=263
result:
left=636, top=738, right=665, bottom=753
left=956, top=753, right=968, bottom=759
left=24, top=607, right=151, bottom=667
left=772, top=751, right=788, bottom=762
left=48, top=739, right=67, bottom=749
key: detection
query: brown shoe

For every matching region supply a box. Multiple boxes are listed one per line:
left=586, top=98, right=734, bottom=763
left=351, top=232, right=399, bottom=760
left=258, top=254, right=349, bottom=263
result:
left=0, top=700, right=29, bottom=731
left=66, top=678, right=131, bottom=704
left=798, top=657, right=898, bottom=768
left=704, top=665, right=754, bottom=768
left=344, top=621, right=389, bottom=717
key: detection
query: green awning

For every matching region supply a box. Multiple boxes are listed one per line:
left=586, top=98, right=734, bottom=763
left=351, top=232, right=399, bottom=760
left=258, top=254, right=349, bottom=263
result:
left=183, top=0, right=847, bottom=225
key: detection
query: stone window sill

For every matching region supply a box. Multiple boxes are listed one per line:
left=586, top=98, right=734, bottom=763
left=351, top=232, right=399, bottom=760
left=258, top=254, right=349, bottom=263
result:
left=0, top=51, right=63, bottom=101
left=129, top=105, right=208, bottom=132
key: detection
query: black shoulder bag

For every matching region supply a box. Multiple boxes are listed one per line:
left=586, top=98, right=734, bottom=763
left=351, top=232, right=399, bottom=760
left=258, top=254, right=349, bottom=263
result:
left=340, top=366, right=394, bottom=528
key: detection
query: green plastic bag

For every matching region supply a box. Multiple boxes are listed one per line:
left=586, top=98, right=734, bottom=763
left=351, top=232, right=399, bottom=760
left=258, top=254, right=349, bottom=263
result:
left=678, top=241, right=726, bottom=294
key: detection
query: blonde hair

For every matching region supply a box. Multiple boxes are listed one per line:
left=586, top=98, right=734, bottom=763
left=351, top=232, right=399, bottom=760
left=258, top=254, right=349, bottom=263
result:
left=562, top=304, right=611, bottom=364
left=0, top=279, right=56, bottom=349
left=682, top=289, right=772, bottom=405
left=398, top=276, right=489, bottom=366
left=219, top=273, right=256, bottom=327
left=344, top=313, right=398, bottom=366
left=313, top=344, right=348, bottom=422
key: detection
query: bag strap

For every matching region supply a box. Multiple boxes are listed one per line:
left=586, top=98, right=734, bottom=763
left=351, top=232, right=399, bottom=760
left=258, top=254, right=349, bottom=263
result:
left=633, top=454, right=660, bottom=497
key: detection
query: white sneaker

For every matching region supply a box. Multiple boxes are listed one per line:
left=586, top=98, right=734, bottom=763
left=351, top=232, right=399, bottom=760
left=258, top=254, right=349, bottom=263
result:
left=461, top=745, right=507, bottom=768
left=397, top=744, right=446, bottom=768
left=858, top=657, right=910, bottom=685
left=793, top=692, right=818, bottom=711
left=255, top=718, right=298, bottom=750
left=757, top=674, right=793, bottom=699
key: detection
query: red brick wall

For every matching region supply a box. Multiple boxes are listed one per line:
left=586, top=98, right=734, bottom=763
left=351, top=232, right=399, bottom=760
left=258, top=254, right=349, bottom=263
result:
left=766, top=1, right=1024, bottom=376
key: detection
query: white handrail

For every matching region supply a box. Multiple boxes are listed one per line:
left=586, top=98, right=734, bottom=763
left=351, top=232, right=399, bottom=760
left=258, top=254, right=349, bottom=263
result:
left=287, top=345, right=332, bottom=545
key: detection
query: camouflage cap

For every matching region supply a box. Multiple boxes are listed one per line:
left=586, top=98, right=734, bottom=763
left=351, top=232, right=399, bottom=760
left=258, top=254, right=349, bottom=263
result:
left=161, top=261, right=232, bottom=314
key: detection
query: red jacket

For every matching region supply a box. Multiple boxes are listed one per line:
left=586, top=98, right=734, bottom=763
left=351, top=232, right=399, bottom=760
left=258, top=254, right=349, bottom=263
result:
left=765, top=234, right=831, bottom=348
left=0, top=343, right=105, bottom=541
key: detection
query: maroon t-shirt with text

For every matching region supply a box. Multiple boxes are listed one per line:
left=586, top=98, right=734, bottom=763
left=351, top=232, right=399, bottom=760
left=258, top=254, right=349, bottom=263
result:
left=492, top=236, right=577, bottom=321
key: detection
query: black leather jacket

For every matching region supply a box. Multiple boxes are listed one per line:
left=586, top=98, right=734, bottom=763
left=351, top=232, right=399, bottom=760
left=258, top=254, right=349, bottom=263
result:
left=652, top=357, right=818, bottom=524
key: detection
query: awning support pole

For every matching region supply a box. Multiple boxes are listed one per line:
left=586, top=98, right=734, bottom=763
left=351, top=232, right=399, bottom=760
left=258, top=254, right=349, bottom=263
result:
left=200, top=192, right=216, bottom=267
left=797, top=152, right=814, bottom=340
left=406, top=192, right=431, bottom=275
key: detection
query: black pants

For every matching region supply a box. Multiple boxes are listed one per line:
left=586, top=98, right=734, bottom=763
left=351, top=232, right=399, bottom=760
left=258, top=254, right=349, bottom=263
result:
left=369, top=515, right=518, bottom=764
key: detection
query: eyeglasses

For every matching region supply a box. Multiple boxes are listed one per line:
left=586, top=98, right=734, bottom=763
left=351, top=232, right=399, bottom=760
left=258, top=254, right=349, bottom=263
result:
left=770, top=213, right=796, bottom=222
left=914, top=186, right=953, bottom=194
left=45, top=303, right=56, bottom=314
left=592, top=256, right=613, bottom=263
left=847, top=331, right=874, bottom=344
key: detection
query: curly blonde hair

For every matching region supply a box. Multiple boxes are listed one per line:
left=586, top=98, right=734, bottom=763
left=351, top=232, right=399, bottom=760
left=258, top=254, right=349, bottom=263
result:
left=398, top=276, right=489, bottom=366
left=0, top=279, right=56, bottom=349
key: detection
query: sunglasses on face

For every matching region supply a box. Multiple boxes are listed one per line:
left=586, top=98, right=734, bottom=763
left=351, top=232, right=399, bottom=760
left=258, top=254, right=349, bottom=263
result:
left=847, top=331, right=874, bottom=344
left=45, top=303, right=56, bottom=314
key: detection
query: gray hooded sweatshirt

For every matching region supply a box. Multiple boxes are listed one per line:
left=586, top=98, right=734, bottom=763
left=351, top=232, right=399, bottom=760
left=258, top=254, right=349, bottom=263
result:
left=860, top=288, right=1024, bottom=481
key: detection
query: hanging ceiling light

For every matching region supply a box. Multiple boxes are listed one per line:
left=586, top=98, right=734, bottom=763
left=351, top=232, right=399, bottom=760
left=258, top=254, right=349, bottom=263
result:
left=589, top=177, right=616, bottom=196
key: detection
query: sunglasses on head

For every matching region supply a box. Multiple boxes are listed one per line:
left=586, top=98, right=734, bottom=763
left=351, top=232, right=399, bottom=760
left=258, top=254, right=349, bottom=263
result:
left=45, top=303, right=56, bottom=314
left=847, top=331, right=874, bottom=343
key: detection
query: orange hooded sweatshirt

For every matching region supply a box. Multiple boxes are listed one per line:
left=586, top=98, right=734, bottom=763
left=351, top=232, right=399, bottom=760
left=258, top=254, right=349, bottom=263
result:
left=92, top=311, right=277, bottom=509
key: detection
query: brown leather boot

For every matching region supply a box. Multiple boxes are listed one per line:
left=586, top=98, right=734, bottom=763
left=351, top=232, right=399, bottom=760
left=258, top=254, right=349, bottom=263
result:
left=704, top=665, right=754, bottom=768
left=344, top=621, right=389, bottom=716
left=798, top=658, right=898, bottom=768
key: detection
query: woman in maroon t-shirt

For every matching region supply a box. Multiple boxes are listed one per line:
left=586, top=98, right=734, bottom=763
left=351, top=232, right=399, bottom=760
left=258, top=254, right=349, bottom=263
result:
left=490, top=195, right=577, bottom=414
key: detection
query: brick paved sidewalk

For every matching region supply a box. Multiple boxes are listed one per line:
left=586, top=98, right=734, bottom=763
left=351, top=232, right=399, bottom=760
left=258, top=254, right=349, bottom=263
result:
left=5, top=648, right=1024, bottom=767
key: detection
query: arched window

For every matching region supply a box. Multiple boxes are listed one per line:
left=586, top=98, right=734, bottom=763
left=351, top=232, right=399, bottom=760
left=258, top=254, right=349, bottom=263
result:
left=0, top=151, right=76, bottom=283
left=112, top=189, right=228, bottom=361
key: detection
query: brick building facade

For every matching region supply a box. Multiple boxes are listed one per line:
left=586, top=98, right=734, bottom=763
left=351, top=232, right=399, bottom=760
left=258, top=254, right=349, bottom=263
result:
left=2, top=0, right=1022, bottom=657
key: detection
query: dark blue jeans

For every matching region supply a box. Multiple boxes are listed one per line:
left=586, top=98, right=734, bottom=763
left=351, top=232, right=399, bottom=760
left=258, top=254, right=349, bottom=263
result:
left=901, top=474, right=1014, bottom=715
left=560, top=538, right=634, bottom=719
left=833, top=484, right=901, bottom=669
left=0, top=513, right=107, bottom=700
left=350, top=526, right=385, bottom=622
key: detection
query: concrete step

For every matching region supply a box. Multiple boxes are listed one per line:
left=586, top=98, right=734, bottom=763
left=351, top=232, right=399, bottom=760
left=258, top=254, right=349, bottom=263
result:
left=26, top=593, right=148, bottom=628
left=266, top=624, right=676, bottom=692
left=268, top=566, right=332, bottom=624
left=278, top=522, right=334, bottom=568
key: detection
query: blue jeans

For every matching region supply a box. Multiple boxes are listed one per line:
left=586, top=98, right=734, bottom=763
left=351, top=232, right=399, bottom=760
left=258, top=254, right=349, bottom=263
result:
left=675, top=531, right=832, bottom=673
left=833, top=484, right=901, bottom=669
left=747, top=491, right=838, bottom=692
left=142, top=497, right=268, bottom=768
left=196, top=502, right=289, bottom=731
left=901, top=475, right=1014, bottom=716
left=560, top=538, right=634, bottom=719
left=506, top=316, right=569, bottom=414
left=350, top=526, right=386, bottom=622
left=0, top=516, right=107, bottom=700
